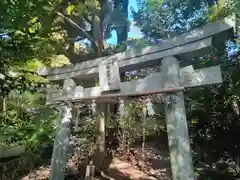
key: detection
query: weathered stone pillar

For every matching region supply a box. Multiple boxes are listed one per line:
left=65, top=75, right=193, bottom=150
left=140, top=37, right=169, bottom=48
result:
left=49, top=79, right=76, bottom=180
left=161, top=56, right=194, bottom=180
left=93, top=104, right=106, bottom=168
left=49, top=103, right=72, bottom=180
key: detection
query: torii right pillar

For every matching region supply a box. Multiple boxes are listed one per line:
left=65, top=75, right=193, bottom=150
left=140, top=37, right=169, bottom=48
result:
left=161, top=56, right=194, bottom=180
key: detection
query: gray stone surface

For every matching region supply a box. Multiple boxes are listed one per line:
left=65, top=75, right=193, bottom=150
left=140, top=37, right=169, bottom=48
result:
left=37, top=18, right=234, bottom=82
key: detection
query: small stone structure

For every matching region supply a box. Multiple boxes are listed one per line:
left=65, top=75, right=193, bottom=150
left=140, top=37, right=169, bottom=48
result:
left=0, top=154, right=39, bottom=180
left=37, top=18, right=234, bottom=180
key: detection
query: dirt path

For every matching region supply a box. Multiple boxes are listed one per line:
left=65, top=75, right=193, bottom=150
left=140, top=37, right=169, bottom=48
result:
left=107, top=157, right=157, bottom=180
left=21, top=158, right=157, bottom=180
left=21, top=146, right=171, bottom=180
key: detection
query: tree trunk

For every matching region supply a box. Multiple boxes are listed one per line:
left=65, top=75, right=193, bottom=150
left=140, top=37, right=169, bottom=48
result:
left=92, top=13, right=103, bottom=56
left=115, top=0, right=129, bottom=45
left=2, top=97, right=6, bottom=115
left=90, top=1, right=109, bottom=169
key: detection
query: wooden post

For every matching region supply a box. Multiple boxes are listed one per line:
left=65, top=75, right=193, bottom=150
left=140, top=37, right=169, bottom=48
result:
left=93, top=104, right=106, bottom=168
left=49, top=79, right=76, bottom=180
left=161, top=56, right=194, bottom=180
left=92, top=60, right=120, bottom=169
left=85, top=161, right=95, bottom=180
left=142, top=106, right=147, bottom=159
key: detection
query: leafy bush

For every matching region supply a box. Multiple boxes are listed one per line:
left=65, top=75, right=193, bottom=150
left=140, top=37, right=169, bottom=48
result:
left=0, top=90, right=58, bottom=154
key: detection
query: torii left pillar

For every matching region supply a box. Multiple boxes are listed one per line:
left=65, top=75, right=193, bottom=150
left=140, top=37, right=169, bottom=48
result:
left=49, top=78, right=76, bottom=180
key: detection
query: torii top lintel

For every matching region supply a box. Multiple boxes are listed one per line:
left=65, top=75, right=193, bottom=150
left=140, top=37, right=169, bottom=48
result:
left=37, top=17, right=235, bottom=82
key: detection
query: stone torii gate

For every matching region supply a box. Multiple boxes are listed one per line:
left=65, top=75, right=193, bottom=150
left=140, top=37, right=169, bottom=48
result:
left=37, top=18, right=234, bottom=180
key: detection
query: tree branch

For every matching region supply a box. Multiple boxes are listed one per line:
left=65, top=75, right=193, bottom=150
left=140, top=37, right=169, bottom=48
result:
left=56, top=12, right=98, bottom=49
left=82, top=14, right=92, bottom=25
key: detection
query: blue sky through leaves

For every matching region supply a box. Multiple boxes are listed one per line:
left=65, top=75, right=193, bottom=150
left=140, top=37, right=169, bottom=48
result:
left=106, top=0, right=143, bottom=45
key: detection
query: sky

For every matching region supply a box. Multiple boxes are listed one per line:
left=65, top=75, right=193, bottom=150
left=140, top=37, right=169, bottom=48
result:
left=106, top=0, right=143, bottom=45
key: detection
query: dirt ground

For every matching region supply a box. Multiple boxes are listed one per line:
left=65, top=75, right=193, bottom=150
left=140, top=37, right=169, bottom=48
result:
left=21, top=145, right=171, bottom=180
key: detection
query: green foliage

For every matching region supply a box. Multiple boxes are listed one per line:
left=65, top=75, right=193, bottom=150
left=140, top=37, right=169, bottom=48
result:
left=0, top=1, right=70, bottom=159
left=0, top=0, right=70, bottom=98
left=2, top=1, right=240, bottom=180
left=0, top=90, right=58, bottom=153
left=130, top=1, right=240, bottom=179
left=0, top=0, right=64, bottom=62
left=0, top=0, right=131, bottom=159
left=188, top=51, right=240, bottom=147
left=132, top=0, right=208, bottom=39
